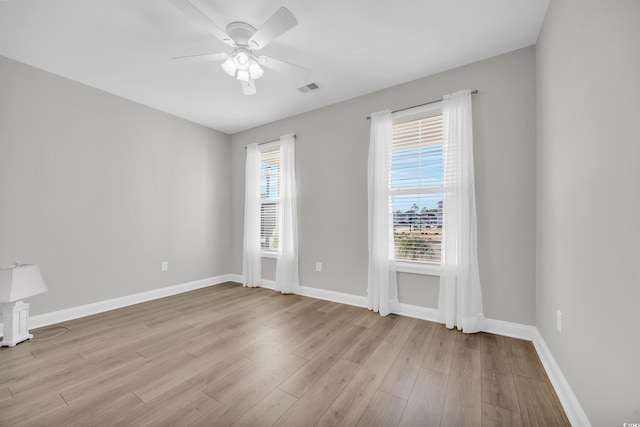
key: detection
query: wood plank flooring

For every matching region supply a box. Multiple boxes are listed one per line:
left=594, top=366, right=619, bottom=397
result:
left=0, top=282, right=570, bottom=426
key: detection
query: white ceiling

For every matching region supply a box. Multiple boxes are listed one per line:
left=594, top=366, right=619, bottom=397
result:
left=0, top=0, right=549, bottom=134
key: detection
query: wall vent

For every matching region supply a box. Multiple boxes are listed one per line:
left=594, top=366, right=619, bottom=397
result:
left=298, top=82, right=320, bottom=94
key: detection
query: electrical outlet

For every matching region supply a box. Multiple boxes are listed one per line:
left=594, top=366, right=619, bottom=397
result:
left=315, top=262, right=322, bottom=272
left=556, top=310, right=562, bottom=333
left=161, top=261, right=169, bottom=272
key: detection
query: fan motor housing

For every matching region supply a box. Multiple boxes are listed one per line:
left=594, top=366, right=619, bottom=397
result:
left=225, top=22, right=257, bottom=46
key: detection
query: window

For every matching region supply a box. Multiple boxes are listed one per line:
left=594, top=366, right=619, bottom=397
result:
left=390, top=104, right=443, bottom=273
left=260, top=144, right=280, bottom=254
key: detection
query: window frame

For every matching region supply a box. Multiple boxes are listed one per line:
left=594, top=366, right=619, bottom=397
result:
left=259, top=140, right=281, bottom=258
left=391, top=102, right=444, bottom=276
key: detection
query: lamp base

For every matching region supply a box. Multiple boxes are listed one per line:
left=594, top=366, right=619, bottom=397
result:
left=1, top=301, right=34, bottom=347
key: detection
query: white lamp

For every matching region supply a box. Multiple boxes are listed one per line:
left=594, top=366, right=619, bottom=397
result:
left=0, top=263, right=48, bottom=347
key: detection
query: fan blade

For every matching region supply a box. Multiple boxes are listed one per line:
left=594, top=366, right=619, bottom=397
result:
left=242, top=79, right=256, bottom=96
left=258, top=55, right=311, bottom=81
left=248, top=7, right=297, bottom=50
left=171, top=52, right=229, bottom=62
left=168, top=0, right=234, bottom=46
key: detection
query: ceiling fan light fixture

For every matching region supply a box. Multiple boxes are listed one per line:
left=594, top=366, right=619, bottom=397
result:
left=170, top=3, right=307, bottom=96
left=221, top=57, right=237, bottom=77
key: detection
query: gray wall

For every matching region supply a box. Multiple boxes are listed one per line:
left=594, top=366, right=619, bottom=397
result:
left=0, top=56, right=232, bottom=316
left=536, top=0, right=640, bottom=424
left=230, top=47, right=537, bottom=325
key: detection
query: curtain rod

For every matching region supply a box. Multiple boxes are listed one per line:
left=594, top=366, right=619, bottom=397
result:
left=244, top=134, right=296, bottom=149
left=365, top=90, right=478, bottom=120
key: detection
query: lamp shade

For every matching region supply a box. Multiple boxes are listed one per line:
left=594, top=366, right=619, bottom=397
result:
left=0, top=264, right=48, bottom=303
left=236, top=69, right=250, bottom=82
left=249, top=60, right=264, bottom=80
left=221, top=57, right=237, bottom=77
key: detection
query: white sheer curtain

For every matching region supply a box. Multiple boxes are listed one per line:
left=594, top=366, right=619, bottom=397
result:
left=275, top=134, right=300, bottom=294
left=367, top=110, right=399, bottom=316
left=242, top=143, right=261, bottom=288
left=437, top=89, right=486, bottom=333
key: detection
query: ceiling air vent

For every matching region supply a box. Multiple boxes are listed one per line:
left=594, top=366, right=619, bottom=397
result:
left=298, top=82, right=320, bottom=94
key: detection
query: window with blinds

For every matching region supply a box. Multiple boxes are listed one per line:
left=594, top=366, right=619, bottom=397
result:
left=260, top=146, right=281, bottom=252
left=390, top=111, right=444, bottom=265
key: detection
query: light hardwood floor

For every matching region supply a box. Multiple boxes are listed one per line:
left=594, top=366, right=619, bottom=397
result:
left=0, top=282, right=570, bottom=426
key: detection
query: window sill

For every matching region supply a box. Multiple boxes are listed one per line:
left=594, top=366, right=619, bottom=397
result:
left=261, top=251, right=277, bottom=259
left=396, top=261, right=441, bottom=276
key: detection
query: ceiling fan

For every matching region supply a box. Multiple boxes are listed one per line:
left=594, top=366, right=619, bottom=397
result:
left=169, top=0, right=311, bottom=95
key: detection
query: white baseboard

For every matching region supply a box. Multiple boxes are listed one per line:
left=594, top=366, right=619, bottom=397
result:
left=298, top=285, right=368, bottom=308
left=227, top=273, right=243, bottom=284
left=396, top=304, right=539, bottom=343
left=260, top=279, right=276, bottom=290
left=228, top=275, right=370, bottom=309
left=397, top=303, right=439, bottom=322
left=10, top=272, right=587, bottom=426
left=0, top=274, right=233, bottom=334
left=532, top=329, right=591, bottom=427
left=484, top=317, right=537, bottom=341
left=231, top=275, right=536, bottom=341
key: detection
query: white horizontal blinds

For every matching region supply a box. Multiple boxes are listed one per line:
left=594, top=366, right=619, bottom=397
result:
left=391, top=113, right=444, bottom=264
left=260, top=147, right=281, bottom=252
